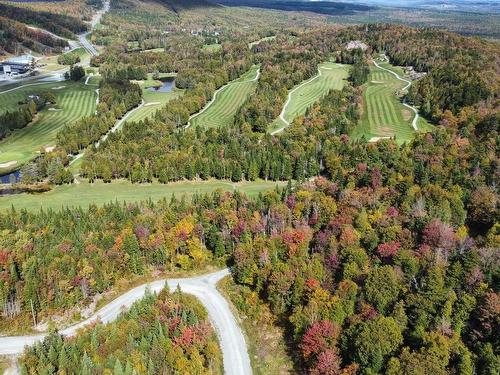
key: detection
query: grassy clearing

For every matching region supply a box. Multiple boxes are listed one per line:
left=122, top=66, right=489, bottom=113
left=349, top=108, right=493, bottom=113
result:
left=269, top=62, right=349, bottom=133
left=202, top=43, right=222, bottom=52
left=352, top=60, right=433, bottom=144
left=0, top=80, right=96, bottom=172
left=38, top=47, right=90, bottom=73
left=190, top=65, right=259, bottom=129
left=248, top=35, right=276, bottom=48
left=0, top=179, right=285, bottom=212
left=218, top=276, right=295, bottom=375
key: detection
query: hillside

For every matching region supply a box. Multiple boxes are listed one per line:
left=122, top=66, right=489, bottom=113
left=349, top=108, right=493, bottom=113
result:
left=0, top=15, right=68, bottom=55
left=0, top=2, right=88, bottom=38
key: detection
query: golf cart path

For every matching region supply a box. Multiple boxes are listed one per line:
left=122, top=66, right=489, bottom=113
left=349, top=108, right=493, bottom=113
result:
left=0, top=269, right=252, bottom=375
left=186, top=66, right=260, bottom=128
left=372, top=58, right=419, bottom=131
left=69, top=99, right=145, bottom=165
left=278, top=66, right=323, bottom=128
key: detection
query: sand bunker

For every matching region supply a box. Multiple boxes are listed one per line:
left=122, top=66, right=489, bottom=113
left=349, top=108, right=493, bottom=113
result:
left=145, top=102, right=161, bottom=106
left=0, top=161, right=17, bottom=168
left=51, top=86, right=66, bottom=90
left=369, top=136, right=392, bottom=143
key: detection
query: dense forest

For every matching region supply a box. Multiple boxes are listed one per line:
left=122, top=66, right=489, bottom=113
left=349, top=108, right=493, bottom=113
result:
left=20, top=288, right=222, bottom=374
left=1, top=70, right=498, bottom=371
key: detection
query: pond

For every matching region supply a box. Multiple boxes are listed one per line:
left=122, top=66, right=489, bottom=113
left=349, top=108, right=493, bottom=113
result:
left=147, top=77, right=176, bottom=93
left=0, top=170, right=20, bottom=184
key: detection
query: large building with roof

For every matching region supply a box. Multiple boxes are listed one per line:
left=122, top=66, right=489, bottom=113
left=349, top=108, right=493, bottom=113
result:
left=0, top=55, right=35, bottom=75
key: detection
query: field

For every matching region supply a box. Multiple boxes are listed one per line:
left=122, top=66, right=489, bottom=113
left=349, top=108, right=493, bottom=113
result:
left=0, top=80, right=97, bottom=173
left=351, top=60, right=433, bottom=144
left=189, top=65, right=260, bottom=129
left=0, top=179, right=285, bottom=212
left=269, top=62, right=348, bottom=133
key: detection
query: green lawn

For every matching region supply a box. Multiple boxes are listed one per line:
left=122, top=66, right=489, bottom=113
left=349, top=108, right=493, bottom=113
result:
left=189, top=65, right=259, bottom=129
left=202, top=43, right=222, bottom=52
left=351, top=59, right=433, bottom=144
left=0, top=80, right=97, bottom=173
left=0, top=179, right=285, bottom=212
left=269, top=62, right=349, bottom=133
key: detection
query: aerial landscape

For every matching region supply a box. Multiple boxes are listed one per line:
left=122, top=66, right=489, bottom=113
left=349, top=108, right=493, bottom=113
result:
left=0, top=0, right=498, bottom=374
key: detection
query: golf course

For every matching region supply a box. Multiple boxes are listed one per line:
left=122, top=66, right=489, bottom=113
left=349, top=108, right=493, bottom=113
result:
left=0, top=179, right=285, bottom=212
left=127, top=74, right=184, bottom=123
left=0, top=80, right=97, bottom=173
left=189, top=65, right=260, bottom=129
left=351, top=58, right=433, bottom=143
left=269, top=62, right=349, bottom=133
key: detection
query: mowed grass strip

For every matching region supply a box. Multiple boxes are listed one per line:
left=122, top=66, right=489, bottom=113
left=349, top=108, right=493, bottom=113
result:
left=0, top=80, right=96, bottom=170
left=352, top=61, right=432, bottom=144
left=190, top=65, right=260, bottom=129
left=0, top=179, right=285, bottom=212
left=269, top=62, right=349, bottom=133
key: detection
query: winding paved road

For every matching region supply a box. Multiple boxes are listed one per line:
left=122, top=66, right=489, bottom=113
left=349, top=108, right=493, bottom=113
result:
left=0, top=269, right=252, bottom=375
left=372, top=58, right=419, bottom=131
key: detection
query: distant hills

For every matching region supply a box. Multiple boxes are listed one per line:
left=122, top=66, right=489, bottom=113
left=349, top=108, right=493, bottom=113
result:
left=217, top=0, right=374, bottom=15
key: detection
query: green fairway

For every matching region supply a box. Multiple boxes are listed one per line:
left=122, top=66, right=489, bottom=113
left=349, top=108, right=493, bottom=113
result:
left=127, top=89, right=183, bottom=123
left=0, top=179, right=285, bottom=212
left=189, top=65, right=260, bottom=129
left=352, top=59, right=433, bottom=144
left=0, top=80, right=97, bottom=172
left=269, top=62, right=349, bottom=133
left=127, top=73, right=183, bottom=123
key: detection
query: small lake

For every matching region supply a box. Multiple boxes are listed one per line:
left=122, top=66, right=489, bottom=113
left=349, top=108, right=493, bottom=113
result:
left=147, top=77, right=175, bottom=93
left=0, top=170, right=20, bottom=184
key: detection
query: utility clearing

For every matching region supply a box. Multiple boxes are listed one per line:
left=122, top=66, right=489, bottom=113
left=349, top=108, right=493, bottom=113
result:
left=269, top=62, right=348, bottom=134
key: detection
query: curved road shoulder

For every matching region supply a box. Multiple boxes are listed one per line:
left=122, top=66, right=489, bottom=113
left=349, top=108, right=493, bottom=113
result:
left=0, top=268, right=252, bottom=375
